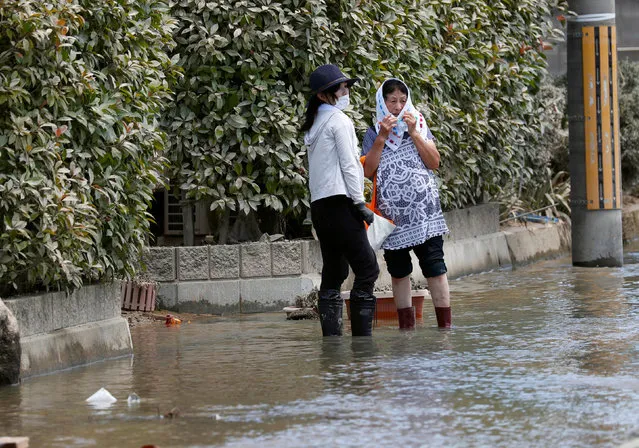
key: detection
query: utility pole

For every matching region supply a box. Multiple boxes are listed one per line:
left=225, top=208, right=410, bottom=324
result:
left=567, top=0, right=623, bottom=267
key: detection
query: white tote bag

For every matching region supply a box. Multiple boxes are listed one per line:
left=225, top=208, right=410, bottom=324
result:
left=367, top=214, right=396, bottom=251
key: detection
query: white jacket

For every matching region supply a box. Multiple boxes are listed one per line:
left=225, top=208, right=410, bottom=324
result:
left=304, top=104, right=365, bottom=204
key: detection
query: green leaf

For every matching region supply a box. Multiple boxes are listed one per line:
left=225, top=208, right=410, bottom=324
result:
left=227, top=114, right=248, bottom=129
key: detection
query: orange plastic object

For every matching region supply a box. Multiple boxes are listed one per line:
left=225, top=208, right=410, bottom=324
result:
left=360, top=155, right=381, bottom=216
left=165, top=314, right=182, bottom=326
left=345, top=294, right=425, bottom=322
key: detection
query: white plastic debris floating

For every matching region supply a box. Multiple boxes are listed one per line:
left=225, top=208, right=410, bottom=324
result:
left=127, top=393, right=141, bottom=405
left=86, top=387, right=117, bottom=409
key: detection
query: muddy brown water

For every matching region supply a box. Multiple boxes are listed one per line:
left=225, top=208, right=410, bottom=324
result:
left=2, top=243, right=639, bottom=447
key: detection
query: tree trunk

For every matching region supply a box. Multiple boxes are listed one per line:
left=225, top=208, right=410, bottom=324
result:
left=229, top=211, right=262, bottom=243
left=181, top=190, right=194, bottom=246
left=217, top=209, right=231, bottom=245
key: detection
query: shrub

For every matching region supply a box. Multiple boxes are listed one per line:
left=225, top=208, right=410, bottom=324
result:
left=499, top=59, right=639, bottom=220
left=497, top=72, right=570, bottom=220
left=1, top=0, right=572, bottom=293
left=0, top=0, right=178, bottom=295
left=539, top=74, right=569, bottom=175
left=334, top=0, right=568, bottom=209
left=499, top=168, right=571, bottom=222
left=618, top=59, right=639, bottom=192
left=166, top=0, right=568, bottom=227
left=165, top=0, right=335, bottom=223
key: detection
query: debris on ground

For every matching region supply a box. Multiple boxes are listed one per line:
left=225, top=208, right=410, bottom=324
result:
left=283, top=289, right=319, bottom=320
left=285, top=307, right=318, bottom=320
left=86, top=387, right=117, bottom=404
left=295, top=288, right=318, bottom=309
left=0, top=437, right=29, bottom=448
left=122, top=310, right=199, bottom=328
left=624, top=194, right=639, bottom=205
left=121, top=310, right=165, bottom=328
left=163, top=407, right=180, bottom=419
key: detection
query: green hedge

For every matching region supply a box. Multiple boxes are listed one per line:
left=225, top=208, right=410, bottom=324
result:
left=164, top=0, right=334, bottom=218
left=1, top=0, right=568, bottom=294
left=619, top=59, right=639, bottom=191
left=166, top=0, right=567, bottom=217
left=336, top=0, right=569, bottom=208
left=0, top=1, right=178, bottom=295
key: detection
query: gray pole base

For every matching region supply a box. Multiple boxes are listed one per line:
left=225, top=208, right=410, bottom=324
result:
left=571, top=208, right=623, bottom=267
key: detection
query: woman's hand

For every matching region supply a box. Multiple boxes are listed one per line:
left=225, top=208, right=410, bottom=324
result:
left=378, top=115, right=397, bottom=139
left=405, top=113, right=418, bottom=137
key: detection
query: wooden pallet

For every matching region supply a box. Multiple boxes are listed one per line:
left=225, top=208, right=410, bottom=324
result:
left=120, top=281, right=157, bottom=312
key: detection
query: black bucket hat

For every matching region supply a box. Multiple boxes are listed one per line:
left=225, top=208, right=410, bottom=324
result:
left=310, top=64, right=358, bottom=93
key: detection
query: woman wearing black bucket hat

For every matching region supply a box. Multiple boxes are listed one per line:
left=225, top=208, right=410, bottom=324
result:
left=301, top=64, right=379, bottom=337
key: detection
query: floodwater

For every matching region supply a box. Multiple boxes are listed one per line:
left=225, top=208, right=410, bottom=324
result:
left=2, top=245, right=639, bottom=448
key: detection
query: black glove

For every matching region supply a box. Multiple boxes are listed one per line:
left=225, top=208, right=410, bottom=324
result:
left=354, top=202, right=375, bottom=225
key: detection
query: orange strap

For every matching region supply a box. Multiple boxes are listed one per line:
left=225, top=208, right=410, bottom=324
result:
left=360, top=155, right=395, bottom=231
left=360, top=155, right=381, bottom=216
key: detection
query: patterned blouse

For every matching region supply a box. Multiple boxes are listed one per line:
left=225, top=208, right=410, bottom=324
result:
left=362, top=127, right=449, bottom=250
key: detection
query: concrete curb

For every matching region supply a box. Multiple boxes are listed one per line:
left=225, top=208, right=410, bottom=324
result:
left=2, top=282, right=132, bottom=382
left=149, top=204, right=639, bottom=313
left=19, top=317, right=132, bottom=378
left=347, top=221, right=572, bottom=289
left=622, top=203, right=639, bottom=243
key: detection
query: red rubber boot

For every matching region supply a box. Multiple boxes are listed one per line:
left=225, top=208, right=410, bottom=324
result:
left=435, top=306, right=451, bottom=328
left=397, top=306, right=416, bottom=330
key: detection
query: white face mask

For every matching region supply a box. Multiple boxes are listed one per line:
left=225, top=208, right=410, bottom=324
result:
left=334, top=94, right=350, bottom=110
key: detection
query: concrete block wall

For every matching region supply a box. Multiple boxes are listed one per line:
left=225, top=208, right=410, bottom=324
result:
left=145, top=203, right=573, bottom=315
left=145, top=241, right=320, bottom=315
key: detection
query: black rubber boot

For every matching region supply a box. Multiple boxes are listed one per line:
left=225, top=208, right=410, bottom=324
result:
left=318, top=289, right=343, bottom=336
left=349, top=290, right=376, bottom=337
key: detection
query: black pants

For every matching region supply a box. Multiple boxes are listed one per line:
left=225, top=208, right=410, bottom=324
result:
left=311, top=195, right=379, bottom=294
left=383, top=235, right=448, bottom=279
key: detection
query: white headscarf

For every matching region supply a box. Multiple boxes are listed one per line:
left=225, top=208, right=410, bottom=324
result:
left=374, top=78, right=430, bottom=151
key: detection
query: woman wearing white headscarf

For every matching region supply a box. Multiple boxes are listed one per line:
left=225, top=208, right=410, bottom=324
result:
left=361, top=78, right=452, bottom=329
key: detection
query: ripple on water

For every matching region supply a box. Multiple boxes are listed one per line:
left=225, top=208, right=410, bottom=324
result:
left=2, top=253, right=639, bottom=447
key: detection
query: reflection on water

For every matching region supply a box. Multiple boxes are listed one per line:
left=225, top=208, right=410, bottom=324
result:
left=2, top=243, right=639, bottom=447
